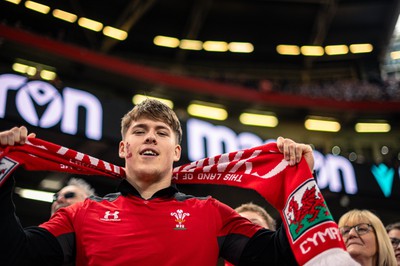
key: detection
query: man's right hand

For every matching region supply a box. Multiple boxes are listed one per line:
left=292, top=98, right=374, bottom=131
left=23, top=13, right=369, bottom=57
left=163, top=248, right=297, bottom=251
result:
left=0, top=126, right=36, bottom=146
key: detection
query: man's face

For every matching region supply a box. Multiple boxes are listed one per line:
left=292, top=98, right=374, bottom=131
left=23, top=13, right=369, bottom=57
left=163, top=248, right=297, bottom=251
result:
left=119, top=118, right=181, bottom=183
left=388, top=229, right=400, bottom=266
left=51, top=185, right=88, bottom=215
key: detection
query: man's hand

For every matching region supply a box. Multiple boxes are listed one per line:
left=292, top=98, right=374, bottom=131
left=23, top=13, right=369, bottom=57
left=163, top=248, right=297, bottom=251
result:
left=0, top=126, right=36, bottom=146
left=276, top=136, right=314, bottom=171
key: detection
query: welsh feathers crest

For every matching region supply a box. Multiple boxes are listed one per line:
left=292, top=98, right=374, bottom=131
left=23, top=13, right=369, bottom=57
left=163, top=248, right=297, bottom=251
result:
left=171, top=209, right=190, bottom=230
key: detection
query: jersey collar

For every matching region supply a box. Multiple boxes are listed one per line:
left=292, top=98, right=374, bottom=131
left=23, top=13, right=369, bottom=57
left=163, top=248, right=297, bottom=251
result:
left=117, top=179, right=179, bottom=199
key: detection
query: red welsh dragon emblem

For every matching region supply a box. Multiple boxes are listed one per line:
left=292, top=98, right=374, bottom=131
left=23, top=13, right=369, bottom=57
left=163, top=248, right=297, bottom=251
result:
left=287, top=185, right=331, bottom=238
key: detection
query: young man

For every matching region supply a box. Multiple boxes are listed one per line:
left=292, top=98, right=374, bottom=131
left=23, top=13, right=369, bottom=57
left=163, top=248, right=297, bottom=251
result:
left=0, top=99, right=314, bottom=265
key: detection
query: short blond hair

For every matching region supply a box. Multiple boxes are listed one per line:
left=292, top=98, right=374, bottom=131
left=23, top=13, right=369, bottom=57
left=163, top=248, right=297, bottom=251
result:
left=235, top=202, right=276, bottom=230
left=120, top=98, right=182, bottom=144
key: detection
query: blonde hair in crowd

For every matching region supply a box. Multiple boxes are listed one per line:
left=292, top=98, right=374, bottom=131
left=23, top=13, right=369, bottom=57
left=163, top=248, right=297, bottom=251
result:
left=338, top=209, right=397, bottom=266
left=120, top=98, right=182, bottom=144
left=235, top=202, right=276, bottom=230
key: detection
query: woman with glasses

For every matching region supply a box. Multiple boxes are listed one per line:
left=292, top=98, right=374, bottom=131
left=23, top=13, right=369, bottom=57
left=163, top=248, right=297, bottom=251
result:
left=386, top=222, right=400, bottom=266
left=338, top=209, right=397, bottom=266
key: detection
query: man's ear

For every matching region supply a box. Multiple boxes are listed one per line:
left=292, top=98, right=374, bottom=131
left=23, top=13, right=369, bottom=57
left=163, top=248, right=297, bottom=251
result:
left=173, top=145, right=181, bottom=162
left=119, top=141, right=125, bottom=158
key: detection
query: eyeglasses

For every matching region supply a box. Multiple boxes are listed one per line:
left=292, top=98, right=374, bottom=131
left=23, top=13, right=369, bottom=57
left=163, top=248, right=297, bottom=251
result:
left=339, top=223, right=373, bottom=237
left=390, top=237, right=400, bottom=248
left=52, top=192, right=76, bottom=202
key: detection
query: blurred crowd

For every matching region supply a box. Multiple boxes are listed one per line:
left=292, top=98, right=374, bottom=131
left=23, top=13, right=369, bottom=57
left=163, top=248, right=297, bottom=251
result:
left=200, top=70, right=400, bottom=102
left=273, top=77, right=400, bottom=102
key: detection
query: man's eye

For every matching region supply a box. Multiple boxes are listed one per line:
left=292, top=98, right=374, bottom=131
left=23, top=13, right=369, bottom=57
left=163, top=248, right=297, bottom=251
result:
left=134, top=130, right=145, bottom=134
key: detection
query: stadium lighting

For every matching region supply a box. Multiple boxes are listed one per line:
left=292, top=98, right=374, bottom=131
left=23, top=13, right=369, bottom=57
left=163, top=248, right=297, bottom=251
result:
left=276, top=45, right=300, bottom=55
left=355, top=122, right=391, bottom=133
left=300, top=46, right=324, bottom=56
left=203, top=41, right=229, bottom=52
left=187, top=101, right=228, bottom=121
left=391, top=51, right=400, bottom=60
left=5, top=0, right=21, bottom=4
left=103, top=26, right=128, bottom=41
left=132, top=95, right=174, bottom=109
left=25, top=1, right=50, bottom=14
left=325, top=45, right=349, bottom=55
left=305, top=117, right=341, bottom=132
left=14, top=187, right=53, bottom=203
left=179, top=39, right=203, bottom=50
left=78, top=17, right=103, bottom=32
left=153, top=36, right=180, bottom=48
left=40, top=70, right=57, bottom=81
left=239, top=112, right=278, bottom=127
left=229, top=42, right=254, bottom=53
left=349, top=43, right=373, bottom=54
left=52, top=9, right=77, bottom=23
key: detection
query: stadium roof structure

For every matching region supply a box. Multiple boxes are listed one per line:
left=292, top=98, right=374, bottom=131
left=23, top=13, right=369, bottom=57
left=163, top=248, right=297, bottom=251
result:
left=1, top=0, right=400, bottom=82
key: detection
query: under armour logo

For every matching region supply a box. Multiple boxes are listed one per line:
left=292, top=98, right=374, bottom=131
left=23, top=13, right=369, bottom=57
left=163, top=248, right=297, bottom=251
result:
left=100, top=210, right=121, bottom=221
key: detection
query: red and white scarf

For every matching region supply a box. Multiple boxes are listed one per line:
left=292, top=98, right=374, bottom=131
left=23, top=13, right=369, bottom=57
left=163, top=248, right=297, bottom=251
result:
left=0, top=138, right=353, bottom=265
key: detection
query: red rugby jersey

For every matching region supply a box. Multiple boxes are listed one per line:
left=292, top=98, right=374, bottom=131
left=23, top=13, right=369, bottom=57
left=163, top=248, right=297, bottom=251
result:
left=40, top=181, right=262, bottom=266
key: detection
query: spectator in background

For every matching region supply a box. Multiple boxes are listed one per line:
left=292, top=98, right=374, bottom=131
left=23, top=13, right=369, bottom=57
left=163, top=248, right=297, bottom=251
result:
left=338, top=209, right=397, bottom=266
left=234, top=202, right=276, bottom=230
left=51, top=177, right=95, bottom=216
left=224, top=203, right=276, bottom=266
left=386, top=222, right=400, bottom=266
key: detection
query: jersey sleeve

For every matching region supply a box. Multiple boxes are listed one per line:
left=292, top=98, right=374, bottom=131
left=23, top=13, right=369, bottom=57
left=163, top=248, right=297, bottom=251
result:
left=215, top=199, right=296, bottom=265
left=0, top=175, right=64, bottom=266
left=215, top=199, right=262, bottom=264
left=39, top=200, right=83, bottom=263
left=238, top=227, right=298, bottom=265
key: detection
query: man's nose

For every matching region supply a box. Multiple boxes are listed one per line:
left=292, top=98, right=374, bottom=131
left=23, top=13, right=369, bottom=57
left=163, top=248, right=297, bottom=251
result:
left=55, top=195, right=66, bottom=203
left=145, top=132, right=157, bottom=143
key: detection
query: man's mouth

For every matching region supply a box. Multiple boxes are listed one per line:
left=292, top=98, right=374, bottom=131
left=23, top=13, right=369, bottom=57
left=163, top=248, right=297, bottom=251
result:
left=55, top=203, right=68, bottom=211
left=141, top=150, right=158, bottom=156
